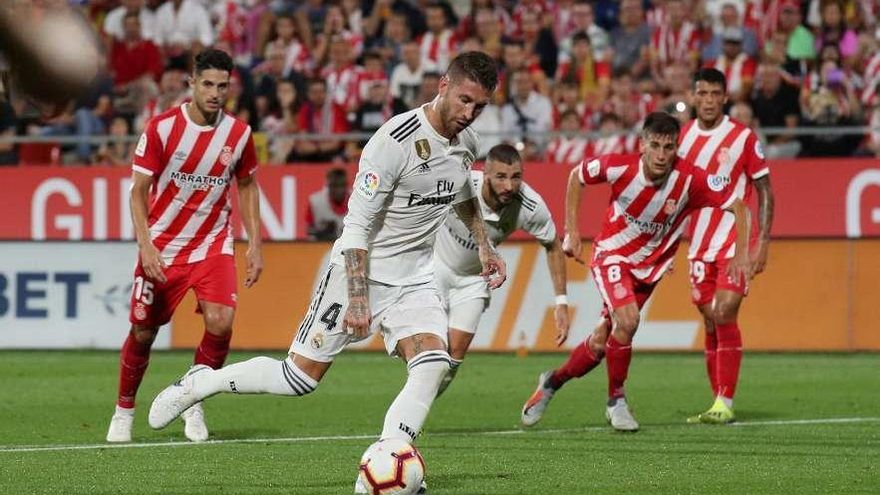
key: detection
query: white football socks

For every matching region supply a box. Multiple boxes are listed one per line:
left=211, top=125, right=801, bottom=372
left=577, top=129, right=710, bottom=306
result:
left=381, top=350, right=451, bottom=442
left=193, top=356, right=318, bottom=398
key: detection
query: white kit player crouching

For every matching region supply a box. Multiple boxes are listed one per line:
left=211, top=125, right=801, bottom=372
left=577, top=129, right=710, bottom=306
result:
left=434, top=143, right=571, bottom=396
left=147, top=52, right=505, bottom=493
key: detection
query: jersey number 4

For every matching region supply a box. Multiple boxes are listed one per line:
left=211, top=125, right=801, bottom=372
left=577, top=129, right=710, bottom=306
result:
left=320, top=303, right=343, bottom=331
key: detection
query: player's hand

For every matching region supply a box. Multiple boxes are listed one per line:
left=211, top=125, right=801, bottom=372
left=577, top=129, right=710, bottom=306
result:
left=562, top=231, right=585, bottom=264
left=479, top=246, right=507, bottom=290
left=750, top=240, right=769, bottom=276
left=344, top=296, right=372, bottom=338
left=244, top=245, right=263, bottom=288
left=727, top=253, right=752, bottom=284
left=554, top=304, right=571, bottom=346
left=139, top=242, right=167, bottom=283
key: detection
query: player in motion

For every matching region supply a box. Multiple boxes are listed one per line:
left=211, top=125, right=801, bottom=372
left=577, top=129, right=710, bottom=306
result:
left=520, top=112, right=751, bottom=432
left=679, top=68, right=774, bottom=424
left=106, top=49, right=263, bottom=443
left=148, top=52, right=505, bottom=489
left=434, top=143, right=570, bottom=396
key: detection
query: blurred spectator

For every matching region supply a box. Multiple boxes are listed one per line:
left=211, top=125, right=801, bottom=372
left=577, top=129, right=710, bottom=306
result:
left=253, top=43, right=291, bottom=107
left=306, top=167, right=349, bottom=241
left=136, top=68, right=187, bottom=132
left=555, top=31, right=611, bottom=109
left=501, top=69, right=553, bottom=151
left=520, top=10, right=558, bottom=79
left=610, top=0, right=651, bottom=78
left=321, top=35, right=361, bottom=114
left=265, top=14, right=314, bottom=79
left=155, top=0, right=213, bottom=67
left=815, top=0, right=858, bottom=66
left=800, top=59, right=862, bottom=156
left=552, top=78, right=592, bottom=129
left=470, top=92, right=504, bottom=158
left=602, top=69, right=657, bottom=128
left=214, top=0, right=273, bottom=67
left=92, top=117, right=133, bottom=166
left=418, top=3, right=459, bottom=72
left=390, top=41, right=425, bottom=109
left=589, top=112, right=638, bottom=155
left=545, top=109, right=588, bottom=164
left=558, top=1, right=611, bottom=61
left=701, top=2, right=759, bottom=60
left=103, top=0, right=156, bottom=42
left=649, top=0, right=701, bottom=80
left=751, top=63, right=802, bottom=158
left=472, top=7, right=506, bottom=59
left=312, top=4, right=363, bottom=68
left=341, top=0, right=364, bottom=36
left=0, top=81, right=17, bottom=166
left=867, top=104, right=880, bottom=157
left=261, top=79, right=301, bottom=163
left=657, top=63, right=693, bottom=118
left=34, top=73, right=113, bottom=163
left=296, top=0, right=330, bottom=48
left=369, top=12, right=412, bottom=70
left=109, top=12, right=163, bottom=115
left=729, top=100, right=756, bottom=128
left=705, top=27, right=756, bottom=102
left=293, top=78, right=348, bottom=162
left=775, top=0, right=816, bottom=62
left=351, top=79, right=406, bottom=149
left=415, top=72, right=441, bottom=106
left=356, top=51, right=389, bottom=105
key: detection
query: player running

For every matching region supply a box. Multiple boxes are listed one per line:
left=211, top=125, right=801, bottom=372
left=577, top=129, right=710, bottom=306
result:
left=434, top=143, right=570, bottom=396
left=679, top=68, right=774, bottom=424
left=520, top=112, right=751, bottom=432
left=147, top=52, right=505, bottom=491
left=106, top=49, right=263, bottom=443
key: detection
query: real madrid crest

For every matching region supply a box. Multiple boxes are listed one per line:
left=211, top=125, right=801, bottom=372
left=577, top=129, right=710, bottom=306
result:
left=415, top=139, right=431, bottom=160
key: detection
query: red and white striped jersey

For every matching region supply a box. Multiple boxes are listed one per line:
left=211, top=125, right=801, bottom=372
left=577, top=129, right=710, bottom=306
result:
left=321, top=63, right=362, bottom=111
left=678, top=116, right=768, bottom=262
left=708, top=53, right=757, bottom=96
left=860, top=53, right=880, bottom=107
left=651, top=21, right=700, bottom=66
left=579, top=153, right=735, bottom=283
left=132, top=103, right=258, bottom=266
left=418, top=29, right=459, bottom=72
left=546, top=136, right=589, bottom=165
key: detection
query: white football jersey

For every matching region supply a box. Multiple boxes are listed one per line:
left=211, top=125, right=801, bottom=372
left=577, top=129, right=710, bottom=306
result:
left=333, top=105, right=479, bottom=286
left=435, top=171, right=556, bottom=275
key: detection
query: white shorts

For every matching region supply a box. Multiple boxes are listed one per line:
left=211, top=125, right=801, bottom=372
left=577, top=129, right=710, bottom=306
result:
left=290, top=264, right=447, bottom=362
left=434, top=261, right=489, bottom=334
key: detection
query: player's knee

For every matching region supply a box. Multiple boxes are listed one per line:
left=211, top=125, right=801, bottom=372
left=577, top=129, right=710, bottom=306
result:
left=586, top=333, right=606, bottom=357
left=406, top=350, right=452, bottom=392
left=702, top=316, right=716, bottom=334
left=203, top=309, right=234, bottom=335
left=130, top=324, right=158, bottom=345
left=614, top=314, right=640, bottom=338
left=712, top=301, right=740, bottom=325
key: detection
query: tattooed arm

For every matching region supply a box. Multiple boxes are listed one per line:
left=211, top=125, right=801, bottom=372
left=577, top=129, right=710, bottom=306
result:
left=453, top=198, right=507, bottom=289
left=342, top=248, right=371, bottom=337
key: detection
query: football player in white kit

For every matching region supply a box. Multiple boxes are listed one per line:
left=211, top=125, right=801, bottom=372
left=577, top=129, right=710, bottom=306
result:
left=434, top=143, right=571, bottom=395
left=147, top=52, right=506, bottom=492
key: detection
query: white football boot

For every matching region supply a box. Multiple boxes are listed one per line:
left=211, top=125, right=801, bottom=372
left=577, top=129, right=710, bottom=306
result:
left=106, top=406, right=135, bottom=443
left=182, top=402, right=209, bottom=442
left=149, top=364, right=211, bottom=429
left=521, top=371, right=556, bottom=427
left=605, top=397, right=639, bottom=432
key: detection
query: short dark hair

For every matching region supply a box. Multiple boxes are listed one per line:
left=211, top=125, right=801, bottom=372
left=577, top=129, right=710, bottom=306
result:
left=571, top=31, right=591, bottom=45
left=446, top=51, right=498, bottom=92
left=693, top=67, right=727, bottom=93
left=642, top=111, right=681, bottom=138
left=326, top=167, right=347, bottom=182
left=194, top=49, right=234, bottom=76
left=487, top=143, right=521, bottom=164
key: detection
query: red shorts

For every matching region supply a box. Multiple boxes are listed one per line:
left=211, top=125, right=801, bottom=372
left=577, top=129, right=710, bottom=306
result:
left=688, top=258, right=748, bottom=307
left=591, top=262, right=657, bottom=315
left=129, top=254, right=237, bottom=327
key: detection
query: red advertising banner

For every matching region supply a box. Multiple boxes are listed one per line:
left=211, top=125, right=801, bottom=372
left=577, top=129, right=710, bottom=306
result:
left=1, top=158, right=878, bottom=240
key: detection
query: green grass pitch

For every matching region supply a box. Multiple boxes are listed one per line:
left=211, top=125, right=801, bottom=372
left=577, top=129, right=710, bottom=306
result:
left=0, top=351, right=877, bottom=494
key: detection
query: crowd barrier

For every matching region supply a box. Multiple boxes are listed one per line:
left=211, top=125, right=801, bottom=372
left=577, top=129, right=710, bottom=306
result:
left=1, top=240, right=877, bottom=351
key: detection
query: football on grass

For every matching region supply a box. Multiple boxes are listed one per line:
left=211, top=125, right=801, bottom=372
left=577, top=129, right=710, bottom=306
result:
left=358, top=438, right=426, bottom=495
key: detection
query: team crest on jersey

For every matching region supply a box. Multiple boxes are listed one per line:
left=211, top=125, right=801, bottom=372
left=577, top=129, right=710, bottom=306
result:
left=415, top=139, right=431, bottom=160
left=219, top=145, right=234, bottom=166
left=613, top=283, right=627, bottom=300
left=356, top=170, right=381, bottom=199
left=135, top=133, right=147, bottom=157
left=707, top=174, right=728, bottom=192
left=754, top=140, right=765, bottom=159
left=134, top=302, right=147, bottom=321
left=717, top=147, right=731, bottom=167
left=586, top=159, right=601, bottom=178
left=461, top=151, right=475, bottom=171
left=664, top=199, right=677, bottom=215
left=311, top=333, right=324, bottom=350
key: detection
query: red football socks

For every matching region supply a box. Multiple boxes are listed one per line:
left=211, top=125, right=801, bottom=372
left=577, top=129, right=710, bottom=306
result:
left=715, top=322, right=743, bottom=399
left=194, top=330, right=232, bottom=369
left=704, top=330, right=719, bottom=396
left=605, top=334, right=632, bottom=399
left=549, top=336, right=603, bottom=389
left=116, top=331, right=152, bottom=409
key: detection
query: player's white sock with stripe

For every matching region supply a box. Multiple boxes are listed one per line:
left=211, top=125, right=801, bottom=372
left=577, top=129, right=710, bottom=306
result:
left=381, top=350, right=451, bottom=442
left=436, top=358, right=463, bottom=397
left=193, top=356, right=318, bottom=397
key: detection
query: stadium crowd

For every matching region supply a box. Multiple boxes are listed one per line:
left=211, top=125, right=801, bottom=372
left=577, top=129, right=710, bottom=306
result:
left=1, top=0, right=879, bottom=166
